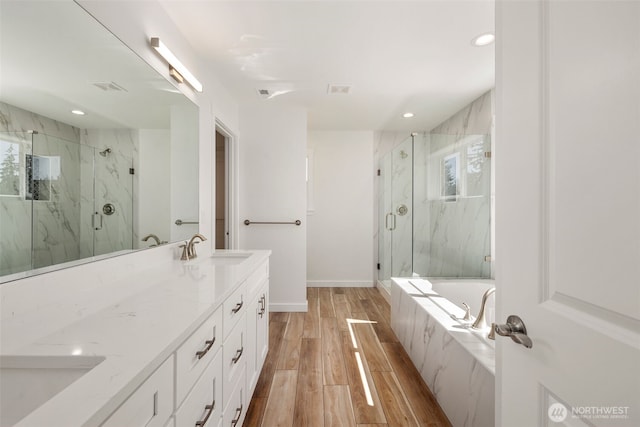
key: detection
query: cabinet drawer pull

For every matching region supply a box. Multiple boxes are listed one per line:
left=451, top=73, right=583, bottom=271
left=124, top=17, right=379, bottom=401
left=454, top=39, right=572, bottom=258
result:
left=231, top=404, right=243, bottom=426
left=195, top=338, right=216, bottom=359
left=231, top=347, right=244, bottom=364
left=195, top=400, right=215, bottom=427
left=231, top=301, right=243, bottom=313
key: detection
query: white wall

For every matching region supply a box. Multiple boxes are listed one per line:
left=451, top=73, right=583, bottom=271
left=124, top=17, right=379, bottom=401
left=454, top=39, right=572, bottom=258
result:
left=307, top=131, right=374, bottom=287
left=138, top=129, right=170, bottom=247
left=239, top=104, right=307, bottom=311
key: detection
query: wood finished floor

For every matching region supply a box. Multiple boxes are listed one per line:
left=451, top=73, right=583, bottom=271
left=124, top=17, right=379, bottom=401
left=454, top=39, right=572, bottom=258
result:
left=243, top=287, right=452, bottom=427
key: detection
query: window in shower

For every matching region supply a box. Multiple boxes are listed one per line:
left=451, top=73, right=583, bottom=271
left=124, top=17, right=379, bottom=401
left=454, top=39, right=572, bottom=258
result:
left=0, top=140, right=21, bottom=197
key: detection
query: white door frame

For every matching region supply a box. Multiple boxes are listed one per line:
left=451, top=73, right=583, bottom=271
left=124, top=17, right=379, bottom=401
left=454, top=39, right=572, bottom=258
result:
left=214, top=119, right=238, bottom=250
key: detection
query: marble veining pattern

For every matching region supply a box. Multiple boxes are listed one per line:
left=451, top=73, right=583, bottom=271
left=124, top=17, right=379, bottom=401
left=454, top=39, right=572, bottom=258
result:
left=0, top=102, right=137, bottom=276
left=391, top=277, right=495, bottom=427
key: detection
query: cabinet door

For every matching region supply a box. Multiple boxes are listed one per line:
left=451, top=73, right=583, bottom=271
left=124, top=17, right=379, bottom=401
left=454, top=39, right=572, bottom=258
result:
left=245, top=290, right=258, bottom=396
left=223, top=284, right=246, bottom=339
left=176, top=307, right=222, bottom=405
left=222, top=315, right=246, bottom=406
left=174, top=351, right=222, bottom=427
left=222, top=371, right=246, bottom=427
left=246, top=279, right=269, bottom=397
left=255, top=282, right=269, bottom=373
left=102, top=356, right=174, bottom=427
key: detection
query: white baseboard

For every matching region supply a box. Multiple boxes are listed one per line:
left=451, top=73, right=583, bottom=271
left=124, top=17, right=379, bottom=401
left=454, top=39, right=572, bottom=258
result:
left=376, top=280, right=391, bottom=303
left=269, top=301, right=308, bottom=312
left=306, top=280, right=374, bottom=288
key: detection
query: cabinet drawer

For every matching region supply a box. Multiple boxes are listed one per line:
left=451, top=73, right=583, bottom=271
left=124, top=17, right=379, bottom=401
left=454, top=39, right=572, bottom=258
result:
left=222, top=371, right=246, bottom=427
left=222, top=318, right=246, bottom=405
left=245, top=261, right=269, bottom=298
left=102, top=356, right=174, bottom=427
left=176, top=307, right=223, bottom=405
left=174, top=350, right=222, bottom=427
left=222, top=284, right=246, bottom=339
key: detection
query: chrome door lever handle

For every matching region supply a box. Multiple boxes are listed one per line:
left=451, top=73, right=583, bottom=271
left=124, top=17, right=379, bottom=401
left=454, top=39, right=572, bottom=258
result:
left=495, top=315, right=533, bottom=349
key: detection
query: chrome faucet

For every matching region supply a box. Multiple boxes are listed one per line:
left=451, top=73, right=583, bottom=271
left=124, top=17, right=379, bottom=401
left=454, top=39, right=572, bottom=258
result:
left=186, top=233, right=207, bottom=259
left=142, top=234, right=161, bottom=246
left=471, top=287, right=496, bottom=330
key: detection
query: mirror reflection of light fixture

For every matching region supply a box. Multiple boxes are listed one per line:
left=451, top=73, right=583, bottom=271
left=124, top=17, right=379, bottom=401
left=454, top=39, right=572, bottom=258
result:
left=150, top=37, right=203, bottom=92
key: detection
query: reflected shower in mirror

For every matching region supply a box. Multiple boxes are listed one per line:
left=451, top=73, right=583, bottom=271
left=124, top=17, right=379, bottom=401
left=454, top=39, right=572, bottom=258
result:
left=0, top=2, right=199, bottom=281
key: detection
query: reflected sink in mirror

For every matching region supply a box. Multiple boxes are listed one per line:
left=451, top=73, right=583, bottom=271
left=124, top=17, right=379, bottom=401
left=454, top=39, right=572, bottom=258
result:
left=207, top=252, right=253, bottom=266
left=0, top=355, right=105, bottom=426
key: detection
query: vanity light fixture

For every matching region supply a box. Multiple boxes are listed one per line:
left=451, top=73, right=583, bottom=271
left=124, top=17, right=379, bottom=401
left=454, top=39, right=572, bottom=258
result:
left=403, top=112, right=414, bottom=118
left=471, top=32, right=495, bottom=47
left=71, top=109, right=86, bottom=115
left=150, top=37, right=203, bottom=92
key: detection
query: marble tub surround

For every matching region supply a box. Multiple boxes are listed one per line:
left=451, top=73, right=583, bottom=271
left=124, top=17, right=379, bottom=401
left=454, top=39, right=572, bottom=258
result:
left=391, top=277, right=495, bottom=427
left=0, top=248, right=270, bottom=427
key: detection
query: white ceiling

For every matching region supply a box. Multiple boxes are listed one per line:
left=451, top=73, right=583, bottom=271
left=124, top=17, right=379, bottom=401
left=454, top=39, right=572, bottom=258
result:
left=159, top=0, right=495, bottom=132
left=0, top=1, right=194, bottom=130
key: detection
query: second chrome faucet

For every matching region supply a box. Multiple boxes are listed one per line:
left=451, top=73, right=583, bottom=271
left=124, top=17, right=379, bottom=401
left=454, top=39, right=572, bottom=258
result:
left=180, top=233, right=207, bottom=260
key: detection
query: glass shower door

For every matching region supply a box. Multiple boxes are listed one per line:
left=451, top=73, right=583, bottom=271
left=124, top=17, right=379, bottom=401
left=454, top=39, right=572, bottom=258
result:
left=378, top=135, right=414, bottom=290
left=92, top=148, right=133, bottom=256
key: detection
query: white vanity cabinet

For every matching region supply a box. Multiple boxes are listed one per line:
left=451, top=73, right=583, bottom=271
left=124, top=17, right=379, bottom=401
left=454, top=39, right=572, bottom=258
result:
left=97, top=255, right=270, bottom=427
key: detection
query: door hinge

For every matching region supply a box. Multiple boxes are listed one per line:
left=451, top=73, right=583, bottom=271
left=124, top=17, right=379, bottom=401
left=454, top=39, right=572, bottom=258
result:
left=377, top=169, right=381, bottom=176
left=484, top=255, right=492, bottom=262
left=129, top=168, right=135, bottom=175
left=484, top=151, right=492, bottom=159
left=377, top=263, right=380, bottom=270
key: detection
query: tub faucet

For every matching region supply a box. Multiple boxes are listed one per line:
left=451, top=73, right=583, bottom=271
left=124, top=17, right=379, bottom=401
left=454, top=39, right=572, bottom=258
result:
left=186, top=233, right=207, bottom=259
left=471, top=287, right=496, bottom=330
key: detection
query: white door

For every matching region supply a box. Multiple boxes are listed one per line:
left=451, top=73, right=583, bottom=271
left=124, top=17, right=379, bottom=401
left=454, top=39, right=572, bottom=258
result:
left=496, top=1, right=640, bottom=426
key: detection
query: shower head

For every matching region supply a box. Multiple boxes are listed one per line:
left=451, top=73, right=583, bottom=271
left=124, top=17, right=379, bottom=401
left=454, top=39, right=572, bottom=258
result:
left=99, top=148, right=112, bottom=157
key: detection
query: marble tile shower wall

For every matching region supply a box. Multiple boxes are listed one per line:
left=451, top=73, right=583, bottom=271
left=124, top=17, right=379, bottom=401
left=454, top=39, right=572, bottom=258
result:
left=415, top=92, right=493, bottom=277
left=81, top=129, right=137, bottom=255
left=0, top=102, right=136, bottom=276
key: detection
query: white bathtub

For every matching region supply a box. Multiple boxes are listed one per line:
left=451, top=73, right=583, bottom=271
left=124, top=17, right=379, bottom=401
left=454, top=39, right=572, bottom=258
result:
left=391, top=277, right=495, bottom=427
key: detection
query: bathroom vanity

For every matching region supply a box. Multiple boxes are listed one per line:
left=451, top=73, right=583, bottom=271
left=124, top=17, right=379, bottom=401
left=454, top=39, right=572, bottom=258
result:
left=0, top=249, right=270, bottom=427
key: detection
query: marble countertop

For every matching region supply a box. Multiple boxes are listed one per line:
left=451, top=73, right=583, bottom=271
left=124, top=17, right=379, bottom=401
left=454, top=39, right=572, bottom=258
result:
left=0, top=249, right=271, bottom=427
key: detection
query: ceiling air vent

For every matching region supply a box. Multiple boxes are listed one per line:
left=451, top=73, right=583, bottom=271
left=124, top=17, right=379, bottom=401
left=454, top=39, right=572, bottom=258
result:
left=327, top=84, right=351, bottom=95
left=93, top=81, right=128, bottom=92
left=257, top=89, right=270, bottom=98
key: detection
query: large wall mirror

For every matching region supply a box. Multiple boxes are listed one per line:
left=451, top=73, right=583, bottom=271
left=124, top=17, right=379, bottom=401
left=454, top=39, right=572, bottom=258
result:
left=0, top=1, right=199, bottom=282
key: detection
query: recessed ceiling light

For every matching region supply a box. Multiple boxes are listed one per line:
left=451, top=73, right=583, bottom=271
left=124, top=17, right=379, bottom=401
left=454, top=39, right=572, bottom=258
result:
left=403, top=112, right=414, bottom=118
left=472, top=33, right=495, bottom=47
left=71, top=110, right=86, bottom=116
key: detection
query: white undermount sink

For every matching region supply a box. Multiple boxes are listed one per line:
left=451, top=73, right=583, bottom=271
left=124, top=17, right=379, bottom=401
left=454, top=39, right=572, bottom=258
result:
left=207, top=252, right=252, bottom=265
left=0, top=355, right=105, bottom=426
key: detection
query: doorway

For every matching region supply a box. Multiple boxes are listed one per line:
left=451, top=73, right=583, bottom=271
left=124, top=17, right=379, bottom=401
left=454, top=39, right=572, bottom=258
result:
left=215, top=129, right=227, bottom=249
left=214, top=122, right=237, bottom=250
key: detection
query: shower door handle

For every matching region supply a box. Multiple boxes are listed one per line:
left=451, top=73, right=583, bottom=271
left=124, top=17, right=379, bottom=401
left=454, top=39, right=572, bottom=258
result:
left=92, top=212, right=103, bottom=231
left=385, top=213, right=397, bottom=231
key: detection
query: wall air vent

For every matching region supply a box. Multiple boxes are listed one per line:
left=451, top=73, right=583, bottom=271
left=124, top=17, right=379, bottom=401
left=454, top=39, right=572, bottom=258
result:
left=327, top=84, right=351, bottom=95
left=93, top=81, right=128, bottom=92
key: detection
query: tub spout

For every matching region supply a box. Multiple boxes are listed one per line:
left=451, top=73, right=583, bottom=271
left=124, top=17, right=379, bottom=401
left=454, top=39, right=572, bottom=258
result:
left=471, top=287, right=495, bottom=330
